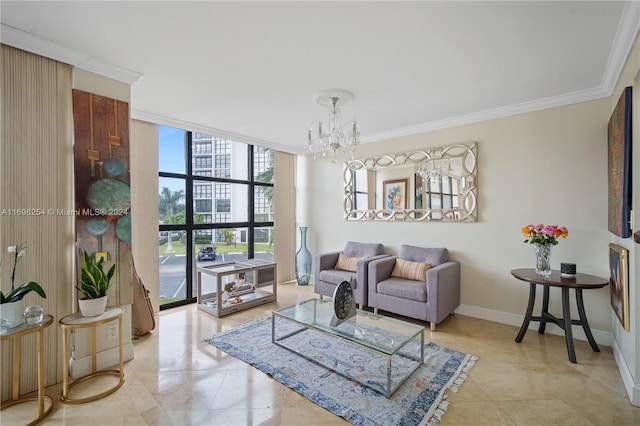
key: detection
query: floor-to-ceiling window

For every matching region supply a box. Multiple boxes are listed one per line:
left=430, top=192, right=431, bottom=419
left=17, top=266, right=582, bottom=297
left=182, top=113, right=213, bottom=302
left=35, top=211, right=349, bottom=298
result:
left=158, top=126, right=274, bottom=309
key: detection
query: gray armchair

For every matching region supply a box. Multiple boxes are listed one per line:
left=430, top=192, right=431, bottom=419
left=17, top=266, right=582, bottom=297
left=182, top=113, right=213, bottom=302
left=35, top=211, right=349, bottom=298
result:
left=314, top=241, right=387, bottom=308
left=368, top=244, right=460, bottom=331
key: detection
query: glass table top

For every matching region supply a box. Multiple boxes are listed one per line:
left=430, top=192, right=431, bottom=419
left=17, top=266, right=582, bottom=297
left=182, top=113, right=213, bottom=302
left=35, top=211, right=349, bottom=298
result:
left=198, top=259, right=275, bottom=275
left=273, top=299, right=424, bottom=355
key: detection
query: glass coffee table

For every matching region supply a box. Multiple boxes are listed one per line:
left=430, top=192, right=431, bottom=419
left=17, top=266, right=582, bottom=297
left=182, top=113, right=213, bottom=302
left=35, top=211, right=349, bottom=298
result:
left=272, top=298, right=424, bottom=397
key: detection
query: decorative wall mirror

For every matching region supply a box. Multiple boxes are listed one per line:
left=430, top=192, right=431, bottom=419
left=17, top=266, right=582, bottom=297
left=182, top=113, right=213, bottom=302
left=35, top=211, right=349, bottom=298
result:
left=343, top=142, right=477, bottom=221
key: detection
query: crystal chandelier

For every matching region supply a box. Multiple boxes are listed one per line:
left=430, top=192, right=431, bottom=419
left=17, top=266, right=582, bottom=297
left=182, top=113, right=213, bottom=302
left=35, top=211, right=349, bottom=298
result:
left=306, top=89, right=360, bottom=162
left=416, top=158, right=452, bottom=184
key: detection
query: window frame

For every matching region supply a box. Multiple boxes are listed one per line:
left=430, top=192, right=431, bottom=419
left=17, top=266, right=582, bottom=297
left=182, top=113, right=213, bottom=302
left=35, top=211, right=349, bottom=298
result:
left=159, top=131, right=274, bottom=310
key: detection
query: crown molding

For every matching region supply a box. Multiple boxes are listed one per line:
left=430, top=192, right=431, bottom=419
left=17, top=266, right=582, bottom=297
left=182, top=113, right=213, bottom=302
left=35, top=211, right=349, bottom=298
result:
left=131, top=109, right=299, bottom=154
left=363, top=86, right=609, bottom=144
left=1, top=24, right=142, bottom=85
left=600, top=0, right=640, bottom=95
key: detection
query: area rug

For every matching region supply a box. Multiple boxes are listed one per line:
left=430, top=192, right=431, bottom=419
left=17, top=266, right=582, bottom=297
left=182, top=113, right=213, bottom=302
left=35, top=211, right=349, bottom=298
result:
left=204, top=317, right=477, bottom=426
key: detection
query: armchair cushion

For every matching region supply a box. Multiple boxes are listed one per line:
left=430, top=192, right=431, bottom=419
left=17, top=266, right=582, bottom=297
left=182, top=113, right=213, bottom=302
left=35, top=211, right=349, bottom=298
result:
left=343, top=241, right=384, bottom=257
left=391, top=258, right=432, bottom=281
left=399, top=245, right=448, bottom=267
left=319, top=269, right=355, bottom=286
left=377, top=277, right=427, bottom=301
left=335, top=253, right=365, bottom=272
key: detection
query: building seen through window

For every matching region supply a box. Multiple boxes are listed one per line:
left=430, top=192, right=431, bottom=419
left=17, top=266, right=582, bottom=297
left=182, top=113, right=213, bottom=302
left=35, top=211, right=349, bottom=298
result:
left=158, top=126, right=274, bottom=309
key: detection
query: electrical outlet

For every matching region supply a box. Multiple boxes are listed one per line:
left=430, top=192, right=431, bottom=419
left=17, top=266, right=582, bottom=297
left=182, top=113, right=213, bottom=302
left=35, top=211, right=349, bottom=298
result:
left=107, top=323, right=118, bottom=340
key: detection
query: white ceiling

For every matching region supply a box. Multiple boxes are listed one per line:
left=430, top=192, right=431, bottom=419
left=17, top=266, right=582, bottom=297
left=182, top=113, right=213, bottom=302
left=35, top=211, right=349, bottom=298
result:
left=2, top=1, right=639, bottom=154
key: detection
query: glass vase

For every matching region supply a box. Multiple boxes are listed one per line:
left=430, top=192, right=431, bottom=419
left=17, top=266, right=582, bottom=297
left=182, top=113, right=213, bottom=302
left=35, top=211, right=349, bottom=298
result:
left=534, top=243, right=553, bottom=277
left=295, top=227, right=312, bottom=286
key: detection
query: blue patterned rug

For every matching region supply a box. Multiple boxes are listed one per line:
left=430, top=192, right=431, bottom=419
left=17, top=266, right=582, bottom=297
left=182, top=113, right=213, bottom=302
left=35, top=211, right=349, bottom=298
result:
left=204, top=317, right=477, bottom=425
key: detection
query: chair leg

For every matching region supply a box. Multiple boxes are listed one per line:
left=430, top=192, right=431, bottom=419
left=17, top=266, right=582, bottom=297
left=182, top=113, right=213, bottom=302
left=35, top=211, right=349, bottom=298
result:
left=319, top=294, right=323, bottom=300
left=430, top=322, right=436, bottom=332
left=373, top=308, right=378, bottom=315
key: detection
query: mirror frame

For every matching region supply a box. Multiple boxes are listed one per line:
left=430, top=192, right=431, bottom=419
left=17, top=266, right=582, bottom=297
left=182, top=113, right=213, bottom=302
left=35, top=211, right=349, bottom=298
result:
left=343, top=142, right=477, bottom=221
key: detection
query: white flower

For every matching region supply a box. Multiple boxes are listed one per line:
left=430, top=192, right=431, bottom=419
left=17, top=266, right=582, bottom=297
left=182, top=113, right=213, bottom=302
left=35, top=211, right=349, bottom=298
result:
left=7, top=245, right=16, bottom=253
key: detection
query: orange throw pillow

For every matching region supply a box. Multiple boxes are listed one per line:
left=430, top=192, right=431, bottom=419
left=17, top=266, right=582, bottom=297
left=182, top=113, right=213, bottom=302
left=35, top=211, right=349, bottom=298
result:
left=391, top=258, right=432, bottom=281
left=335, top=253, right=365, bottom=272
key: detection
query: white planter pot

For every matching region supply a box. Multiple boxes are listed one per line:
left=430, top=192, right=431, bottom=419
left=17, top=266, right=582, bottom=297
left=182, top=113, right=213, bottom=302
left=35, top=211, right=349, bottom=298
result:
left=0, top=299, right=25, bottom=328
left=78, top=296, right=107, bottom=317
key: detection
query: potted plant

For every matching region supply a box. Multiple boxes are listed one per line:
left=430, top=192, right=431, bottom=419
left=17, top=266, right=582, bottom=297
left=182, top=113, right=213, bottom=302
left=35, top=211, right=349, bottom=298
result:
left=1, top=243, right=47, bottom=328
left=77, top=250, right=115, bottom=317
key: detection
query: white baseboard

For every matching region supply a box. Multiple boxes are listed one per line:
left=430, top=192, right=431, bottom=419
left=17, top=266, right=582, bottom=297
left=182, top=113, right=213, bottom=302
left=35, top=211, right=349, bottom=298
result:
left=69, top=342, right=134, bottom=379
left=455, top=304, right=613, bottom=347
left=611, top=336, right=640, bottom=407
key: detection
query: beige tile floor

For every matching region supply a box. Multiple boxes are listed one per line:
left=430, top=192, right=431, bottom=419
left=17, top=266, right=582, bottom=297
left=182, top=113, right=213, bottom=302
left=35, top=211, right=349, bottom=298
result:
left=4, top=282, right=640, bottom=425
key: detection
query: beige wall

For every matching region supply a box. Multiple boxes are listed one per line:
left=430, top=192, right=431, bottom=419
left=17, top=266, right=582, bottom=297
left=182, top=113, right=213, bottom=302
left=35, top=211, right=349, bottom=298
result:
left=299, top=98, right=612, bottom=332
left=130, top=120, right=160, bottom=313
left=274, top=151, right=296, bottom=283
left=608, top=31, right=640, bottom=405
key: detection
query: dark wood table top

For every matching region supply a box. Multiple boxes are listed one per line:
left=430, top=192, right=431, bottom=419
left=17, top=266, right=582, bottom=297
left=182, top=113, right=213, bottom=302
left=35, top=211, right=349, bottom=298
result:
left=511, top=268, right=609, bottom=289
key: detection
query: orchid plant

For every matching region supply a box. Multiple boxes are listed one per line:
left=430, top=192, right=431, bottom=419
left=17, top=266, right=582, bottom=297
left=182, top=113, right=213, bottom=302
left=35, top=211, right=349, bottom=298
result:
left=0, top=242, right=47, bottom=304
left=522, top=224, right=569, bottom=246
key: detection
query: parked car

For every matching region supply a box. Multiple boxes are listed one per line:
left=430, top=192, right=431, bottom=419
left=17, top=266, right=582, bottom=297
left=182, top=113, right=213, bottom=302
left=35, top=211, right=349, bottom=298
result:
left=197, top=245, right=217, bottom=261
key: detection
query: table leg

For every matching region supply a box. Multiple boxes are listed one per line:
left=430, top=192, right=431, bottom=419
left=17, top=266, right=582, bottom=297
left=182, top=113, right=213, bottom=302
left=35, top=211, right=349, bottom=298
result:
left=271, top=315, right=275, bottom=343
left=562, top=287, right=576, bottom=363
left=516, top=282, right=536, bottom=342
left=91, top=327, right=97, bottom=373
left=386, top=355, right=392, bottom=398
left=576, top=288, right=600, bottom=352
left=118, top=316, right=124, bottom=381
left=62, top=328, right=68, bottom=400
left=12, top=335, right=20, bottom=400
left=37, top=328, right=44, bottom=416
left=538, top=285, right=550, bottom=334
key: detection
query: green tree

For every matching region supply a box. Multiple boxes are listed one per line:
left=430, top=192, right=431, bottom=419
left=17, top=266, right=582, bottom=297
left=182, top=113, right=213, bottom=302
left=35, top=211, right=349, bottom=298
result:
left=256, top=149, right=274, bottom=205
left=220, top=228, right=235, bottom=245
left=159, top=187, right=185, bottom=252
left=166, top=211, right=204, bottom=225
left=159, top=187, right=185, bottom=221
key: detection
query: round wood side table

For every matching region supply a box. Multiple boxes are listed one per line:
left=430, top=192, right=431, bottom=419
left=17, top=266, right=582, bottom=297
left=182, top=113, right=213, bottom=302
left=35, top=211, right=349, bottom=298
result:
left=511, top=268, right=608, bottom=363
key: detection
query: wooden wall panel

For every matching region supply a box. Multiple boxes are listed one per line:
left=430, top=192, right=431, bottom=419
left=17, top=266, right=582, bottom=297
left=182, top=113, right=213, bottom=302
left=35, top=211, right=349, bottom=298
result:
left=1, top=44, right=73, bottom=400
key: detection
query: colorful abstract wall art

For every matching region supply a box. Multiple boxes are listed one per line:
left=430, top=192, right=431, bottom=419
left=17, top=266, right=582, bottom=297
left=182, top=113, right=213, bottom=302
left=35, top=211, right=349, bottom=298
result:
left=607, top=86, right=632, bottom=238
left=73, top=90, right=132, bottom=305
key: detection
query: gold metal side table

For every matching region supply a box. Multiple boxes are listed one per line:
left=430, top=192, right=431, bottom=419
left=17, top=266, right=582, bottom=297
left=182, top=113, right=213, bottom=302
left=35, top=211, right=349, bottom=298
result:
left=59, top=307, right=125, bottom=404
left=0, top=314, right=54, bottom=426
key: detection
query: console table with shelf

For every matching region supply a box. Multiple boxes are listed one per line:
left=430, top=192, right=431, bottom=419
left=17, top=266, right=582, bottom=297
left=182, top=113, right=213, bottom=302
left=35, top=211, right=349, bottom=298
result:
left=197, top=259, right=277, bottom=317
